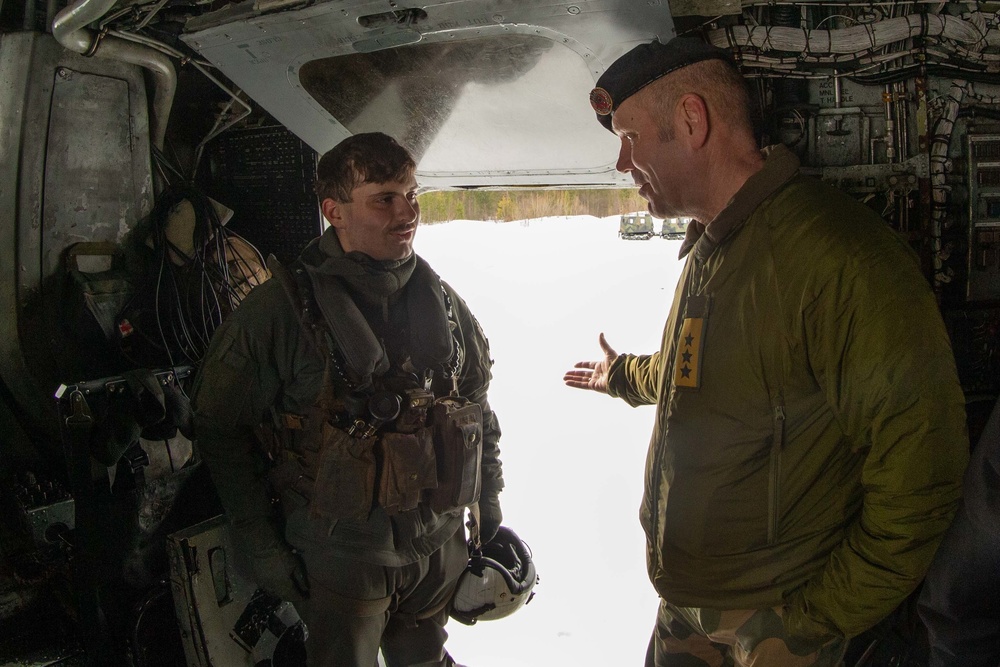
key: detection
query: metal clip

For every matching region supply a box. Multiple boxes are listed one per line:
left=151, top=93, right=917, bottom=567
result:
left=65, top=390, right=94, bottom=428
left=347, top=418, right=377, bottom=439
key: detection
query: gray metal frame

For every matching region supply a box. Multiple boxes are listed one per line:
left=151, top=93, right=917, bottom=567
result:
left=0, top=32, right=153, bottom=442
left=181, top=0, right=674, bottom=189
left=966, top=133, right=1000, bottom=302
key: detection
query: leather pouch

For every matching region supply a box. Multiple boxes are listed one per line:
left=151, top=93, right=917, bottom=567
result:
left=429, top=397, right=483, bottom=513
left=309, top=421, right=377, bottom=521
left=378, top=429, right=438, bottom=514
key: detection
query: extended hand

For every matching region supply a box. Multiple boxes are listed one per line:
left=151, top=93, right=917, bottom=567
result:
left=563, top=333, right=618, bottom=394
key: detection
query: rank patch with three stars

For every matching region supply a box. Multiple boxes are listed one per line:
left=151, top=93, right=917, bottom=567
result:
left=673, top=295, right=709, bottom=389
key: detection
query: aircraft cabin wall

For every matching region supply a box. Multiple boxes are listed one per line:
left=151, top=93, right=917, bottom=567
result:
left=1, top=1, right=1000, bottom=665
left=0, top=31, right=154, bottom=454
left=760, top=60, right=1000, bottom=403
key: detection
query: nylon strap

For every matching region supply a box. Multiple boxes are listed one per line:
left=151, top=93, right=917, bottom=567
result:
left=468, top=503, right=482, bottom=551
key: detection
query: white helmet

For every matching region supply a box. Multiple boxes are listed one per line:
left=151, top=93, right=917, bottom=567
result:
left=450, top=526, right=538, bottom=625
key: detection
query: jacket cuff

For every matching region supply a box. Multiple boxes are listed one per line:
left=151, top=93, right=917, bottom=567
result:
left=605, top=354, right=631, bottom=399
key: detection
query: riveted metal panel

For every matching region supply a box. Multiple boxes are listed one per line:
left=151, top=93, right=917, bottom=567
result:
left=0, top=32, right=153, bottom=448
left=43, top=68, right=139, bottom=277
left=181, top=0, right=674, bottom=189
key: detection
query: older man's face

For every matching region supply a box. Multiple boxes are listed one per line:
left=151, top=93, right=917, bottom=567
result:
left=612, top=94, right=688, bottom=220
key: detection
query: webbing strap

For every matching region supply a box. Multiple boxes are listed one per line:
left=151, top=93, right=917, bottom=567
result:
left=468, top=503, right=482, bottom=552
left=266, top=255, right=357, bottom=417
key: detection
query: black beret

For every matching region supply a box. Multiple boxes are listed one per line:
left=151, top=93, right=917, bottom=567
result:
left=590, top=37, right=732, bottom=132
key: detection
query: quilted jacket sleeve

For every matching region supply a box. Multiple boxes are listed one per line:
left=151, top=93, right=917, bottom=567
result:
left=607, top=352, right=663, bottom=407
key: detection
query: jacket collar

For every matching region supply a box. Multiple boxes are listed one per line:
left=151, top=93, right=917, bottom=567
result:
left=678, top=144, right=800, bottom=260
left=299, top=227, right=451, bottom=387
left=305, top=226, right=416, bottom=302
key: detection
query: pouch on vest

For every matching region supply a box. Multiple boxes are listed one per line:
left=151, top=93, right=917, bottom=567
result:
left=309, top=421, right=377, bottom=521
left=378, top=430, right=438, bottom=515
left=429, top=397, right=483, bottom=513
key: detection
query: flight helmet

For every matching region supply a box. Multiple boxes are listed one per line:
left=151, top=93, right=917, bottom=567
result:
left=450, top=526, right=538, bottom=625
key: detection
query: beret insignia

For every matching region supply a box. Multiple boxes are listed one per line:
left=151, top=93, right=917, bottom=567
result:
left=590, top=87, right=613, bottom=116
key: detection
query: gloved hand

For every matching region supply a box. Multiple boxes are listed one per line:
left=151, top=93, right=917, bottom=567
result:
left=251, top=544, right=310, bottom=602
left=477, top=493, right=503, bottom=545
left=239, top=521, right=310, bottom=602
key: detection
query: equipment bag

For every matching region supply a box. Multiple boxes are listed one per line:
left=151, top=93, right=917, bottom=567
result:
left=378, top=430, right=438, bottom=515
left=429, top=396, right=483, bottom=513
left=308, top=421, right=377, bottom=521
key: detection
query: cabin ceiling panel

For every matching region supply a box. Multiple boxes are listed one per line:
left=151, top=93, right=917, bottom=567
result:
left=182, top=0, right=674, bottom=189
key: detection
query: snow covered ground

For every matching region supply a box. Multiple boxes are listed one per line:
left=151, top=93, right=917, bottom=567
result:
left=415, top=215, right=686, bottom=667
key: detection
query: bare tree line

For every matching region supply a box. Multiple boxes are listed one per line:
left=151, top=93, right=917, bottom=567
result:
left=418, top=189, right=651, bottom=223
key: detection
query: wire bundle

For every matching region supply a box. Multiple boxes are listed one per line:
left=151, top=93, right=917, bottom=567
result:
left=122, top=181, right=268, bottom=367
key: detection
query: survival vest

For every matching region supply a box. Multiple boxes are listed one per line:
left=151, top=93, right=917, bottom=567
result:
left=264, top=256, right=483, bottom=521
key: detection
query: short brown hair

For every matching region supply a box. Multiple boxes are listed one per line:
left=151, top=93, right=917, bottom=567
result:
left=314, top=132, right=416, bottom=203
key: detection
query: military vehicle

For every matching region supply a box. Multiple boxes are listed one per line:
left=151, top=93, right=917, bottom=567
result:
left=660, top=217, right=690, bottom=240
left=1, top=0, right=999, bottom=665
left=619, top=212, right=656, bottom=240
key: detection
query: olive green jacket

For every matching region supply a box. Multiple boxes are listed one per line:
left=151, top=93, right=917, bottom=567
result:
left=607, top=145, right=968, bottom=641
left=192, top=230, right=502, bottom=566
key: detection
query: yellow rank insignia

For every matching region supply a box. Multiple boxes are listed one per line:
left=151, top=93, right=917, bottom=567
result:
left=674, top=295, right=709, bottom=389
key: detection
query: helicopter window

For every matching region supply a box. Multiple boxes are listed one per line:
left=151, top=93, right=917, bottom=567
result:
left=299, top=34, right=617, bottom=181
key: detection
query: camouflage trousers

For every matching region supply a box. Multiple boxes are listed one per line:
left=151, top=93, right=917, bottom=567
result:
left=645, top=599, right=848, bottom=667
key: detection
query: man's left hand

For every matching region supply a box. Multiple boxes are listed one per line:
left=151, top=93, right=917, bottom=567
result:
left=478, top=494, right=503, bottom=544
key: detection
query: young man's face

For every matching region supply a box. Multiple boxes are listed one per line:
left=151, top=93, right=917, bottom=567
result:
left=322, top=175, right=420, bottom=261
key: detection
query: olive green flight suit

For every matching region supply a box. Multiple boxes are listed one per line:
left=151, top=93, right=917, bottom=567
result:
left=192, top=229, right=503, bottom=666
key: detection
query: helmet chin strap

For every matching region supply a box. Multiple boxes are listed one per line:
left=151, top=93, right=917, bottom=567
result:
left=467, top=503, right=482, bottom=553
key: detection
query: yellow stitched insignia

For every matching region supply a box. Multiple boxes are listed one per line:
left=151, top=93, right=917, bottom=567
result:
left=674, top=317, right=704, bottom=388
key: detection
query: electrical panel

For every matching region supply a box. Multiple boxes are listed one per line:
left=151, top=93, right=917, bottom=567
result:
left=203, top=125, right=321, bottom=265
left=967, top=134, right=1000, bottom=302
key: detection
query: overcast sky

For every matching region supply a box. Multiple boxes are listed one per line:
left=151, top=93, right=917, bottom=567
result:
left=415, top=214, right=685, bottom=666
